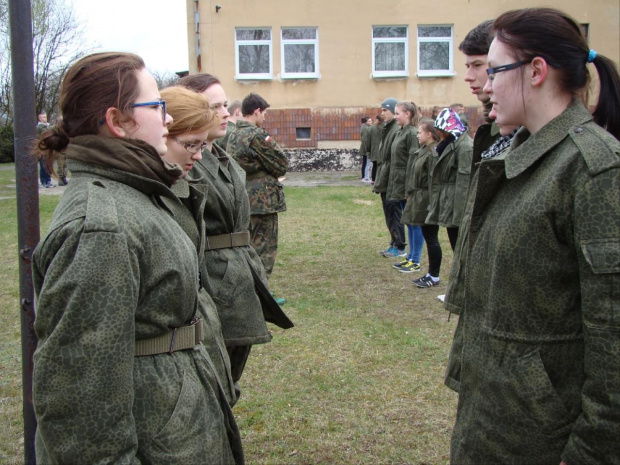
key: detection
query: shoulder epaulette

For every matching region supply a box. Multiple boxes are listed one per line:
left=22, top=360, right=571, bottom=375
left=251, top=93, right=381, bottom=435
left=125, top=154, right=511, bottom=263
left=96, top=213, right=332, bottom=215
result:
left=84, top=180, right=121, bottom=233
left=569, top=122, right=620, bottom=176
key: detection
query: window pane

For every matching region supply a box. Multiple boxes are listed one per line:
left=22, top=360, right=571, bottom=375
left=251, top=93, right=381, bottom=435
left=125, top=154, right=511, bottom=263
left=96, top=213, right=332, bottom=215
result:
left=373, top=26, right=407, bottom=38
left=418, top=26, right=451, bottom=38
left=282, top=28, right=316, bottom=40
left=419, top=42, right=449, bottom=70
left=238, top=45, right=270, bottom=73
left=236, top=29, right=271, bottom=41
left=375, top=42, right=405, bottom=71
left=296, top=127, right=311, bottom=139
left=284, top=44, right=315, bottom=73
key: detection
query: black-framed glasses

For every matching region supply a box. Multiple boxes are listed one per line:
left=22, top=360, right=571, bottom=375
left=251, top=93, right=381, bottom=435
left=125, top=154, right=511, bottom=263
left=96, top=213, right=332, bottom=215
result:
left=130, top=100, right=167, bottom=124
left=486, top=60, right=531, bottom=81
left=171, top=137, right=207, bottom=154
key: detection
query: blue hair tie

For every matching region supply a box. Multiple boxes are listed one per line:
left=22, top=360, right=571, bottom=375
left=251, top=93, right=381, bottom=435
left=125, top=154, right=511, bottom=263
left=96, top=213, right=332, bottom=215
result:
left=587, top=50, right=597, bottom=63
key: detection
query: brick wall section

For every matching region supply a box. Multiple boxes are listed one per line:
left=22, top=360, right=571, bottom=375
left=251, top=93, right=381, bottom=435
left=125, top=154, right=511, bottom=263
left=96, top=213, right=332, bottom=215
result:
left=264, top=105, right=487, bottom=148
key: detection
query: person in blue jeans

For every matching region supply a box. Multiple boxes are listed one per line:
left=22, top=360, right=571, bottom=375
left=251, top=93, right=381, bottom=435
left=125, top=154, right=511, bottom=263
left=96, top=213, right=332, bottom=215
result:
left=36, top=112, right=56, bottom=188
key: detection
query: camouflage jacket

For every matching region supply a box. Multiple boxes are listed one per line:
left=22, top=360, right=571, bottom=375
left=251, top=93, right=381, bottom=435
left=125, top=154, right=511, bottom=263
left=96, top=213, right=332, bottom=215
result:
left=425, top=132, right=473, bottom=227
left=386, top=123, right=420, bottom=201
left=359, top=124, right=371, bottom=157
left=444, top=121, right=500, bottom=314
left=166, top=178, right=237, bottom=406
left=367, top=123, right=383, bottom=162
left=188, top=144, right=275, bottom=346
left=445, top=101, right=620, bottom=464
left=32, top=141, right=243, bottom=464
left=401, top=143, right=436, bottom=226
left=227, top=120, right=288, bottom=214
left=373, top=118, right=400, bottom=194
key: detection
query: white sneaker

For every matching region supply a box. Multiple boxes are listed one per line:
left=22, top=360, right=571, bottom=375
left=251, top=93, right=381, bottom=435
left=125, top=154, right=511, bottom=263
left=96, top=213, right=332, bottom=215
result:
left=361, top=178, right=371, bottom=183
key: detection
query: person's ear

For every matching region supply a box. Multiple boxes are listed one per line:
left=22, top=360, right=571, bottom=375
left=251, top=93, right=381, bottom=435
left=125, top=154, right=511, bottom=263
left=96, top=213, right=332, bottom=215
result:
left=253, top=108, right=262, bottom=118
left=100, top=107, right=128, bottom=137
left=529, top=57, right=548, bottom=88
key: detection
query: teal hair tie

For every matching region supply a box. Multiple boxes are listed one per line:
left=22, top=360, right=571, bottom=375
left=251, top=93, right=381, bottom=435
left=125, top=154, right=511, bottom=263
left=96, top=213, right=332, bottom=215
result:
left=587, top=50, right=597, bottom=63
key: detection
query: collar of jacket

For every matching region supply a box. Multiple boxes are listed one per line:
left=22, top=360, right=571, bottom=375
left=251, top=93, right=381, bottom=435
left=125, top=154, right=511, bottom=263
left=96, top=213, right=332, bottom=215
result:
left=194, top=143, right=233, bottom=183
left=234, top=120, right=258, bottom=131
left=504, top=100, right=592, bottom=179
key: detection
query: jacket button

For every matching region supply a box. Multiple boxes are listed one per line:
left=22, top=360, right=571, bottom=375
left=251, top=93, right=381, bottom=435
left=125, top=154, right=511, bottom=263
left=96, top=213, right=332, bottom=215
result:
left=574, top=127, right=584, bottom=134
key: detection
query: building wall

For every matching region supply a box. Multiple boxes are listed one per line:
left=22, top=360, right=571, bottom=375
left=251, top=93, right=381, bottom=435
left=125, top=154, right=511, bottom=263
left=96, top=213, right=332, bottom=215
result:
left=186, top=0, right=620, bottom=147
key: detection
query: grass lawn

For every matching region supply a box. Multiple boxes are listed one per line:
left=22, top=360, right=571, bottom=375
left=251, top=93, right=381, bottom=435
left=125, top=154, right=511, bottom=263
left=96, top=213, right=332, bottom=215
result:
left=0, top=171, right=458, bottom=464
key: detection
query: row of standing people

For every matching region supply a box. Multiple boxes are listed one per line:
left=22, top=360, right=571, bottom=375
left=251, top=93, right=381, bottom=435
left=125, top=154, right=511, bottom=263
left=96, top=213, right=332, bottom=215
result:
left=32, top=53, right=292, bottom=463
left=361, top=99, right=473, bottom=292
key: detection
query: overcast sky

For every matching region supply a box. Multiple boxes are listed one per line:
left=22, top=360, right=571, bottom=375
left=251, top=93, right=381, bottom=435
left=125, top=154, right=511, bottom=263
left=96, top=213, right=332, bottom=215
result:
left=72, top=0, right=190, bottom=75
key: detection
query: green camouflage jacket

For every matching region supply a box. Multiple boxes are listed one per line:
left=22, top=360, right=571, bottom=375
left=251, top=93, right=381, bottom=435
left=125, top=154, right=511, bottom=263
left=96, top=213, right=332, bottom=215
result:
left=359, top=123, right=371, bottom=157
left=444, top=101, right=620, bottom=464
left=188, top=144, right=275, bottom=347
left=425, top=132, right=473, bottom=227
left=444, top=121, right=500, bottom=314
left=386, top=123, right=420, bottom=201
left=373, top=118, right=400, bottom=194
left=401, top=143, right=436, bottom=226
left=226, top=120, right=288, bottom=215
left=32, top=140, right=243, bottom=464
left=367, top=123, right=383, bottom=162
left=166, top=178, right=237, bottom=406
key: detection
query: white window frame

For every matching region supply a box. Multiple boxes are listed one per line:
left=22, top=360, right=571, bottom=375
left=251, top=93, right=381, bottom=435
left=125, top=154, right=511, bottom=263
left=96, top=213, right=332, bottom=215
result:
left=235, top=27, right=273, bottom=80
left=372, top=25, right=409, bottom=78
left=416, top=25, right=455, bottom=77
left=280, top=27, right=320, bottom=79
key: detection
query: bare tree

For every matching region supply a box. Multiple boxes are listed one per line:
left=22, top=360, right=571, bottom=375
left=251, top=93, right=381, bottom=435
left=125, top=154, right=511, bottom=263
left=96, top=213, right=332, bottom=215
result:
left=151, top=70, right=180, bottom=90
left=0, top=0, right=87, bottom=124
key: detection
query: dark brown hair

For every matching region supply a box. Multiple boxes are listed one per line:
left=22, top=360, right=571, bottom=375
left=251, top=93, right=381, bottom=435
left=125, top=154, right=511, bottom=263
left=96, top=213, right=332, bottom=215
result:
left=459, top=20, right=494, bottom=56
left=494, top=8, right=620, bottom=138
left=177, top=73, right=221, bottom=93
left=241, top=93, right=270, bottom=116
left=36, top=52, right=146, bottom=172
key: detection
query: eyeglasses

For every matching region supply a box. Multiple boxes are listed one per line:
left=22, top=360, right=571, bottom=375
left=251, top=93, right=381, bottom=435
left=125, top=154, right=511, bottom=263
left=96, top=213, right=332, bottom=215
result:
left=486, top=60, right=531, bottom=81
left=130, top=100, right=167, bottom=124
left=171, top=137, right=207, bottom=154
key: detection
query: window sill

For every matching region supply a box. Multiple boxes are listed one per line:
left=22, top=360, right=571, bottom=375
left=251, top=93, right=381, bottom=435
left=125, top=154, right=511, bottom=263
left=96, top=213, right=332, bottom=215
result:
left=416, top=71, right=456, bottom=78
left=280, top=74, right=321, bottom=80
left=372, top=73, right=409, bottom=80
left=235, top=75, right=273, bottom=81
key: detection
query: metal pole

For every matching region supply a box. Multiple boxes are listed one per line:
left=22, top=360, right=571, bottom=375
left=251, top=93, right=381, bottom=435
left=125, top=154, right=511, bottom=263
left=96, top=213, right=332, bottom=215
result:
left=8, top=0, right=40, bottom=463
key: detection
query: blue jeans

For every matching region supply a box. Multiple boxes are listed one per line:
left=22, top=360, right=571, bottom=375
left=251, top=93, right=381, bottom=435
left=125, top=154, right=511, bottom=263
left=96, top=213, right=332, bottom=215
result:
left=407, top=224, right=425, bottom=263
left=39, top=160, right=51, bottom=185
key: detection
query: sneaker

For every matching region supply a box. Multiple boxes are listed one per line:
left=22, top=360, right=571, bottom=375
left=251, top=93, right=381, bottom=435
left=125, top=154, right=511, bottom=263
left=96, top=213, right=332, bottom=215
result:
left=361, top=178, right=371, bottom=183
left=399, top=261, right=421, bottom=273
left=379, top=246, right=394, bottom=256
left=383, top=247, right=406, bottom=258
left=58, top=177, right=68, bottom=186
left=413, top=275, right=440, bottom=288
left=270, top=291, right=286, bottom=306
left=392, top=259, right=409, bottom=269
left=44, top=181, right=56, bottom=188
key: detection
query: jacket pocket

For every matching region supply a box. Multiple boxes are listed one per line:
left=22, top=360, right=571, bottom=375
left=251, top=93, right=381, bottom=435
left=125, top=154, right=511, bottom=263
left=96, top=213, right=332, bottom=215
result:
left=514, top=347, right=574, bottom=438
left=581, top=239, right=620, bottom=274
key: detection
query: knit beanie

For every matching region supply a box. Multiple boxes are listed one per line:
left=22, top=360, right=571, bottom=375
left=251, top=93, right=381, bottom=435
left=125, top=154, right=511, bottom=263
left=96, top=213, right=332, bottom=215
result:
left=381, top=98, right=398, bottom=114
